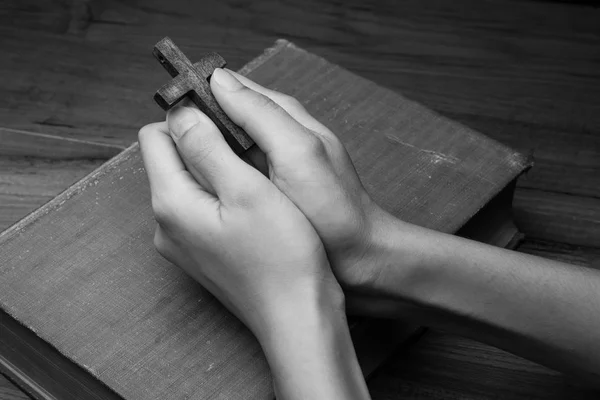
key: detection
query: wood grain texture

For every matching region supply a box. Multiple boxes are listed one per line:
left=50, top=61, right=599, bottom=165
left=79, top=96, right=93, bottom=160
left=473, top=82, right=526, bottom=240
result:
left=514, top=189, right=600, bottom=247
left=449, top=114, right=600, bottom=199
left=152, top=37, right=253, bottom=153
left=0, top=0, right=598, bottom=399
left=518, top=240, right=600, bottom=269
left=0, top=128, right=124, bottom=160
left=0, top=375, right=29, bottom=400
left=368, top=330, right=599, bottom=400
left=0, top=0, right=596, bottom=145
left=0, top=128, right=123, bottom=232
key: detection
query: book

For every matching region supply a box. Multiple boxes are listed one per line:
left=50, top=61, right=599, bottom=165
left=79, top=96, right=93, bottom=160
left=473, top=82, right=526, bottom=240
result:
left=0, top=39, right=531, bottom=400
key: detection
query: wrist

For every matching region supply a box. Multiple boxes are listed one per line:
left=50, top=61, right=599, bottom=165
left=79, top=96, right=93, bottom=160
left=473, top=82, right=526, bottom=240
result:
left=255, top=274, right=346, bottom=343
left=364, top=210, right=482, bottom=310
left=344, top=205, right=460, bottom=319
left=357, top=205, right=433, bottom=297
left=257, top=287, right=369, bottom=400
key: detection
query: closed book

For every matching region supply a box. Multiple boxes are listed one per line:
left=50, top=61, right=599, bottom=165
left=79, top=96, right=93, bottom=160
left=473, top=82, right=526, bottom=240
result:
left=0, top=39, right=530, bottom=400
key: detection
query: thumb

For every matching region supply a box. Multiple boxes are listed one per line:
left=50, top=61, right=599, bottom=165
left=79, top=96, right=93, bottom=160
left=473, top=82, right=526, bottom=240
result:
left=210, top=68, right=310, bottom=155
left=167, top=104, right=250, bottom=196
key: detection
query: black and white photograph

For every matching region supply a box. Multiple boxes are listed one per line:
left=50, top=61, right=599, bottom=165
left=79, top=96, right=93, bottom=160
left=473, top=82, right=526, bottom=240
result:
left=0, top=0, right=598, bottom=399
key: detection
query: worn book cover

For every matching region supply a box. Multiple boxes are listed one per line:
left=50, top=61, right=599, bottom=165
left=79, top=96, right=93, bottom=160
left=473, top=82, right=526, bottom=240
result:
left=0, top=40, right=531, bottom=400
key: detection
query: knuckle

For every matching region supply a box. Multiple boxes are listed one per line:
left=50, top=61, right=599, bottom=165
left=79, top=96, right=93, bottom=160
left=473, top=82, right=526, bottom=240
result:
left=153, top=230, right=169, bottom=256
left=179, top=132, right=217, bottom=166
left=151, top=193, right=176, bottom=227
left=230, top=182, right=262, bottom=209
left=138, top=123, right=155, bottom=143
left=323, top=133, right=345, bottom=154
left=276, top=94, right=304, bottom=112
left=138, top=122, right=165, bottom=143
left=297, top=134, right=327, bottom=158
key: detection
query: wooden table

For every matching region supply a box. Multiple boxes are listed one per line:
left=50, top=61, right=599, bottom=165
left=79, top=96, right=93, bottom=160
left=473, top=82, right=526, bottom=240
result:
left=1, top=0, right=599, bottom=398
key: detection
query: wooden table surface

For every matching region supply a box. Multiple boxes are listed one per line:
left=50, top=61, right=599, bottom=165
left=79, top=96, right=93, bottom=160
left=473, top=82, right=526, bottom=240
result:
left=1, top=0, right=599, bottom=398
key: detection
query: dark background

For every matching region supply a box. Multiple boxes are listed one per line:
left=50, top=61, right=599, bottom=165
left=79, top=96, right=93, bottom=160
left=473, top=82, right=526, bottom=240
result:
left=1, top=0, right=599, bottom=398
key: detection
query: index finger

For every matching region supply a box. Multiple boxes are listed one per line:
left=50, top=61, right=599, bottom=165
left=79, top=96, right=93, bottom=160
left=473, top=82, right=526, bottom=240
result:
left=138, top=122, right=186, bottom=194
left=139, top=121, right=214, bottom=198
left=227, top=69, right=332, bottom=136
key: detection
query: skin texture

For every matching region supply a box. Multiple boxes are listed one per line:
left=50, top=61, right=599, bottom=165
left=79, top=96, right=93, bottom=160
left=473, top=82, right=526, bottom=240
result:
left=138, top=69, right=371, bottom=399
left=140, top=68, right=600, bottom=397
left=211, top=69, right=395, bottom=291
left=359, top=213, right=600, bottom=386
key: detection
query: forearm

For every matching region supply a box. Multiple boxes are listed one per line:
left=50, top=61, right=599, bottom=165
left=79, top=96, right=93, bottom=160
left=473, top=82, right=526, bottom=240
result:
left=257, top=283, right=370, bottom=400
left=360, top=209, right=600, bottom=384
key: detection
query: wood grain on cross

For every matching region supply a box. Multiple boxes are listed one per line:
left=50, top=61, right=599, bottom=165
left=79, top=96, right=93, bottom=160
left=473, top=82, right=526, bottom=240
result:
left=153, top=37, right=254, bottom=154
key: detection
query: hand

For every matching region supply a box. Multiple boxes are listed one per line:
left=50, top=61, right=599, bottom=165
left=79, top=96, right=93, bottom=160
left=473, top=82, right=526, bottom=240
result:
left=138, top=108, right=342, bottom=340
left=139, top=105, right=371, bottom=400
left=210, top=68, right=393, bottom=293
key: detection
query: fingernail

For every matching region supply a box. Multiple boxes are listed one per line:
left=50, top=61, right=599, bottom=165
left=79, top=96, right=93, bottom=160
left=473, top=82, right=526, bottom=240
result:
left=167, top=106, right=201, bottom=139
left=212, top=68, right=244, bottom=91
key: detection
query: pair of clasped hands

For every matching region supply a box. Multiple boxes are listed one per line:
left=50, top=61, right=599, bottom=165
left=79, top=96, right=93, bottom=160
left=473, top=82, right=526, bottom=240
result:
left=140, top=69, right=600, bottom=398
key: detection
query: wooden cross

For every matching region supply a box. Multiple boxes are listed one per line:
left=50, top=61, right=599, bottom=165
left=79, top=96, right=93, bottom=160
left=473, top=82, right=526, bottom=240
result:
left=153, top=37, right=253, bottom=154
